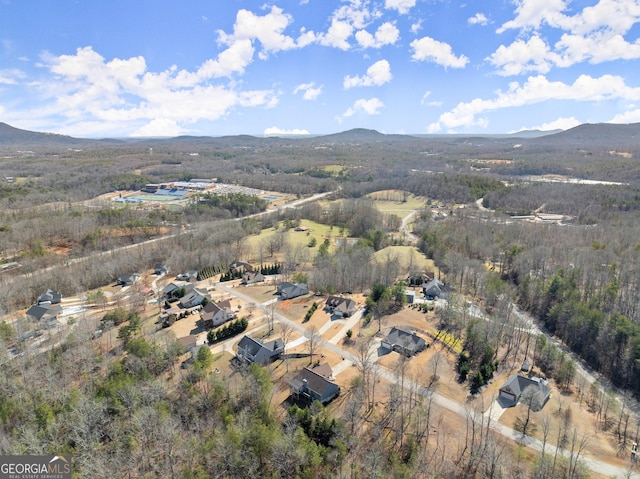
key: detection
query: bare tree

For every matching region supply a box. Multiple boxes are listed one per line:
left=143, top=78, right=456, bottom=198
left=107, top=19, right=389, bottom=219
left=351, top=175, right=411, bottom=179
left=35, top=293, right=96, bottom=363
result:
left=279, top=322, right=294, bottom=372
left=515, top=385, right=543, bottom=437
left=306, top=325, right=320, bottom=365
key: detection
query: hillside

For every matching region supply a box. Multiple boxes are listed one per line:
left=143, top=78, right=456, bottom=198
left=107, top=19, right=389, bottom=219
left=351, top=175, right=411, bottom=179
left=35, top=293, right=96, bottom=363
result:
left=530, top=122, right=640, bottom=147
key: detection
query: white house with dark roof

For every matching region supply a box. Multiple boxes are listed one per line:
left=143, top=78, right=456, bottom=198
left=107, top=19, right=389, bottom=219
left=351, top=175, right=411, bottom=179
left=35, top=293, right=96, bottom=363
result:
left=26, top=303, right=63, bottom=323
left=37, top=289, right=62, bottom=305
left=201, top=300, right=235, bottom=328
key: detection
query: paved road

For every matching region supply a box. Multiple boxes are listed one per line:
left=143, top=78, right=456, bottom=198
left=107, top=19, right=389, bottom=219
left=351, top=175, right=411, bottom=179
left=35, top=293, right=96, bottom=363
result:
left=215, top=281, right=640, bottom=478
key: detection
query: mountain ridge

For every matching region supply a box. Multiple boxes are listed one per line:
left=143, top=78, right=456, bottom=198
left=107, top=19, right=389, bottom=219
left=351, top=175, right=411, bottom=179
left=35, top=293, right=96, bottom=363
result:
left=2, top=121, right=640, bottom=147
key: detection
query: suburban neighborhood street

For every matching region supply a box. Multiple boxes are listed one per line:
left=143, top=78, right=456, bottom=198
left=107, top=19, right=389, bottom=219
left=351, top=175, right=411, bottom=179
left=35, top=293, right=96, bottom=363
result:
left=214, top=282, right=639, bottom=478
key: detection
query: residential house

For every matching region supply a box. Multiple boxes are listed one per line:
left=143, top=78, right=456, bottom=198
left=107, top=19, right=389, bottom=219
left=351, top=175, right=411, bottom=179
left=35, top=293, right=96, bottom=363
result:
left=289, top=363, right=341, bottom=405
left=179, top=287, right=209, bottom=309
left=498, top=374, right=551, bottom=409
left=381, top=326, right=427, bottom=357
left=117, top=273, right=140, bottom=286
left=325, top=295, right=357, bottom=318
left=154, top=264, right=170, bottom=276
left=422, top=278, right=446, bottom=300
left=37, top=289, right=62, bottom=305
left=26, top=303, right=63, bottom=323
left=277, top=282, right=309, bottom=300
left=241, top=271, right=265, bottom=285
left=177, top=334, right=198, bottom=352
left=201, top=299, right=235, bottom=328
left=177, top=270, right=198, bottom=282
left=230, top=261, right=253, bottom=273
left=404, top=290, right=417, bottom=304
left=162, top=281, right=192, bottom=299
left=236, top=335, right=284, bottom=366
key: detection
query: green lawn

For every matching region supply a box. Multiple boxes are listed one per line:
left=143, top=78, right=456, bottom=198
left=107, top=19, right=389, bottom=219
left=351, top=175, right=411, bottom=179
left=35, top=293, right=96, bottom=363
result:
left=373, top=245, right=437, bottom=272
left=366, top=190, right=427, bottom=216
left=243, top=219, right=349, bottom=259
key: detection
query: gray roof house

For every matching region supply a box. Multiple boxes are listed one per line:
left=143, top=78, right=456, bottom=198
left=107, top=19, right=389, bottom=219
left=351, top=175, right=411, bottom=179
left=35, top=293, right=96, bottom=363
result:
left=201, top=299, right=235, bottom=328
left=422, top=278, right=446, bottom=300
left=236, top=335, right=284, bottom=366
left=177, top=270, right=198, bottom=282
left=277, top=282, right=309, bottom=300
left=289, top=363, right=341, bottom=405
left=37, top=289, right=62, bottom=305
left=241, top=271, right=265, bottom=285
left=154, top=264, right=170, bottom=276
left=179, top=288, right=208, bottom=309
left=325, top=295, right=357, bottom=318
left=499, top=374, right=551, bottom=409
left=162, top=281, right=192, bottom=298
left=117, top=273, right=140, bottom=286
left=381, top=327, right=427, bottom=357
left=26, top=303, right=63, bottom=323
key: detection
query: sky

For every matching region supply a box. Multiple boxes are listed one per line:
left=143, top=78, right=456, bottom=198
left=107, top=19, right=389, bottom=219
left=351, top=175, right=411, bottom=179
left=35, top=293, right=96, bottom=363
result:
left=1, top=0, right=640, bottom=138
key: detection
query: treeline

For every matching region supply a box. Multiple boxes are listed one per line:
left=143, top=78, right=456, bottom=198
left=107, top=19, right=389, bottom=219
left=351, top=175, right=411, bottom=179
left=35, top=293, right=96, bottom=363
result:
left=413, top=193, right=640, bottom=400
left=196, top=192, right=268, bottom=217
left=483, top=182, right=640, bottom=220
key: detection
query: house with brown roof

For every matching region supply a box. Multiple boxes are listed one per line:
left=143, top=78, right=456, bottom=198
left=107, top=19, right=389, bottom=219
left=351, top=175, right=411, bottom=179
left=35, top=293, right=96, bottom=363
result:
left=324, top=295, right=357, bottom=318
left=289, top=363, right=340, bottom=404
left=201, top=300, right=235, bottom=329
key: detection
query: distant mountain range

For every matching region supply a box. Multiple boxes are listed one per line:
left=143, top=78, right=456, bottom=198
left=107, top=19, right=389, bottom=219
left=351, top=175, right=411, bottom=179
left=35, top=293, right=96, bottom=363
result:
left=1, top=121, right=639, bottom=148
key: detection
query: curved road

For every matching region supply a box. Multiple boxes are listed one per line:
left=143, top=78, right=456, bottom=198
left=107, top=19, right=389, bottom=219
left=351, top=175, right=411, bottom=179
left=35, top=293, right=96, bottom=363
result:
left=214, top=282, right=638, bottom=478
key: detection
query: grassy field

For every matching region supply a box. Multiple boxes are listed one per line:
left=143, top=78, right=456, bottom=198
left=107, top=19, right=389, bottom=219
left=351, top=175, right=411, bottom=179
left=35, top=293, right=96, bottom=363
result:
left=373, top=245, right=438, bottom=273
left=367, top=190, right=427, bottom=216
left=243, top=219, right=348, bottom=260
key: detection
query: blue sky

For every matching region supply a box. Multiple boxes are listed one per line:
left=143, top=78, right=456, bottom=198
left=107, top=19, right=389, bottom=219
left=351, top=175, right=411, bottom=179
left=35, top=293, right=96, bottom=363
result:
left=1, top=0, right=640, bottom=137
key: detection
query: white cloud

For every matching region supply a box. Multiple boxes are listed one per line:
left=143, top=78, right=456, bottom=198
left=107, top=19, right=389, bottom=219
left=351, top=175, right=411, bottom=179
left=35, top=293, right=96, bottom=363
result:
left=610, top=108, right=640, bottom=123
left=497, top=0, right=569, bottom=33
left=26, top=46, right=279, bottom=136
left=0, top=68, right=25, bottom=85
left=340, top=97, right=384, bottom=120
left=555, top=32, right=640, bottom=65
left=420, top=90, right=442, bottom=106
left=514, top=116, right=580, bottom=132
left=468, top=13, right=489, bottom=26
left=428, top=74, right=640, bottom=131
left=411, top=36, right=469, bottom=68
left=492, top=0, right=640, bottom=73
left=355, top=22, right=399, bottom=48
left=344, top=60, right=392, bottom=88
left=489, top=35, right=558, bottom=75
left=410, top=20, right=422, bottom=34
left=293, top=82, right=323, bottom=100
left=559, top=0, right=640, bottom=36
left=264, top=126, right=310, bottom=135
left=319, top=18, right=354, bottom=50
left=225, top=6, right=297, bottom=57
left=132, top=119, right=188, bottom=137
left=318, top=1, right=382, bottom=50
left=385, top=0, right=416, bottom=15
